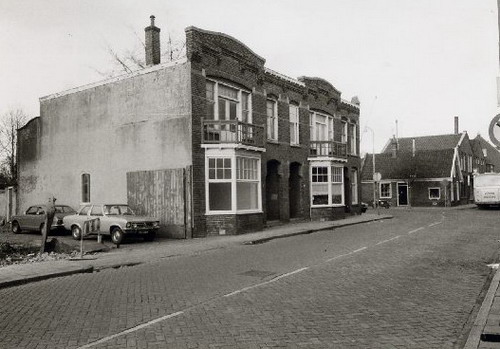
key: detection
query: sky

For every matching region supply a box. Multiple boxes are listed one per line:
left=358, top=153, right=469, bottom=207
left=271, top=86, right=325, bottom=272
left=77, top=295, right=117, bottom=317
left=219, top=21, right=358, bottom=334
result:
left=0, top=0, right=498, bottom=154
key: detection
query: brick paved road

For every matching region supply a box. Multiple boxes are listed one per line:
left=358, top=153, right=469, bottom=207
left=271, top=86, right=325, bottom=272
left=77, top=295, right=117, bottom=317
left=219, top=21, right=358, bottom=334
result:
left=0, top=208, right=499, bottom=348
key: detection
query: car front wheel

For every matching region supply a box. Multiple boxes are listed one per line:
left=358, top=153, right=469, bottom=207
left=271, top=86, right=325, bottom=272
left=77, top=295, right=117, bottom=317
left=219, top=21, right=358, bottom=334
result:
left=111, top=228, right=124, bottom=245
left=12, top=221, right=21, bottom=234
left=72, top=225, right=82, bottom=240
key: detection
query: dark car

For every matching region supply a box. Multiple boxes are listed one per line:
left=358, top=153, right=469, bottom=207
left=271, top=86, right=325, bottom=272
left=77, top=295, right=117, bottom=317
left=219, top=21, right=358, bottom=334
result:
left=11, top=205, right=77, bottom=234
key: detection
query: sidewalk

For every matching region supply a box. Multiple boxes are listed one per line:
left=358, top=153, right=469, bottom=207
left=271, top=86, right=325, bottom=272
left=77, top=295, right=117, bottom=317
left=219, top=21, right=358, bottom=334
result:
left=0, top=213, right=391, bottom=289
left=466, top=265, right=500, bottom=349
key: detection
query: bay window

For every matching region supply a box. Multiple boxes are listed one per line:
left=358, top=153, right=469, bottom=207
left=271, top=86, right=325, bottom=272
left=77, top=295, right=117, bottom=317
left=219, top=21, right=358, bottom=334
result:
left=208, top=158, right=232, bottom=211
left=311, top=165, right=344, bottom=206
left=237, top=157, right=259, bottom=210
left=289, top=104, right=300, bottom=145
left=206, top=153, right=262, bottom=214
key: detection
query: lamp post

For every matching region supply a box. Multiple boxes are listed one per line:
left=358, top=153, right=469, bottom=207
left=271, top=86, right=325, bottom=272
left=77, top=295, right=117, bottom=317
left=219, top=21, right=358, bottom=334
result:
left=364, top=126, right=377, bottom=213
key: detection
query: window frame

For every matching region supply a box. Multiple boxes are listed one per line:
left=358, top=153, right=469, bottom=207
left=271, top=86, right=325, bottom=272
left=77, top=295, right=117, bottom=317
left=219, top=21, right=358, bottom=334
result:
left=379, top=182, right=392, bottom=199
left=205, top=152, right=262, bottom=215
left=428, top=187, right=441, bottom=200
left=351, top=169, right=358, bottom=205
left=205, top=79, right=252, bottom=124
left=310, top=164, right=345, bottom=207
left=266, top=99, right=278, bottom=141
left=81, top=173, right=90, bottom=204
left=289, top=104, right=300, bottom=145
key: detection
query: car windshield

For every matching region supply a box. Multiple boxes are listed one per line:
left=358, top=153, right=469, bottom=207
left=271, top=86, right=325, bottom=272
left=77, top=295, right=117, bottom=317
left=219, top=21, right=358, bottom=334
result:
left=104, top=205, right=135, bottom=215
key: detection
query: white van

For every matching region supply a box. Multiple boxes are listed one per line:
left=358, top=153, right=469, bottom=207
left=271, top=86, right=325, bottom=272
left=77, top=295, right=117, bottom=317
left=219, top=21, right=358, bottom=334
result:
left=474, top=173, right=500, bottom=208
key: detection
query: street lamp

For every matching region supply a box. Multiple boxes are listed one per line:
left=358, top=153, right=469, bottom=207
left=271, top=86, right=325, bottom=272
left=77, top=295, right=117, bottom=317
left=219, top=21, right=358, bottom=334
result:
left=364, top=126, right=378, bottom=214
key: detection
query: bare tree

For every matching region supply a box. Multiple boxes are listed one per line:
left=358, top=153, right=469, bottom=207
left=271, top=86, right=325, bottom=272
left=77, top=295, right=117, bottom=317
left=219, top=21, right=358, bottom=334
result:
left=95, top=29, right=186, bottom=78
left=0, top=109, right=28, bottom=185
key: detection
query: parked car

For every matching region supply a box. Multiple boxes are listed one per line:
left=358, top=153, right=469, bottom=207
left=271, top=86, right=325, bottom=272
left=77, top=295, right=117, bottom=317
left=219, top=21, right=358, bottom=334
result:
left=11, top=204, right=77, bottom=234
left=63, top=204, right=160, bottom=244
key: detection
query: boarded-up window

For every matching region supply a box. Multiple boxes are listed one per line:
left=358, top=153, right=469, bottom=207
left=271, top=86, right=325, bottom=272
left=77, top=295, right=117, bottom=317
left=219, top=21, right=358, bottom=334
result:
left=82, top=173, right=90, bottom=203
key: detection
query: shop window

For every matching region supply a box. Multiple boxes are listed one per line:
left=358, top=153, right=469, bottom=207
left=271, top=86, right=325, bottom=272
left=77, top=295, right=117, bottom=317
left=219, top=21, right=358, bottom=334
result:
left=351, top=169, right=358, bottom=204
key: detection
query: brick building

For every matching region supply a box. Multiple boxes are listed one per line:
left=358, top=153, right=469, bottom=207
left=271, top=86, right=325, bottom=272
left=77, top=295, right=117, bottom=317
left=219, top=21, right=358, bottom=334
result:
left=17, top=18, right=362, bottom=238
left=361, top=129, right=474, bottom=207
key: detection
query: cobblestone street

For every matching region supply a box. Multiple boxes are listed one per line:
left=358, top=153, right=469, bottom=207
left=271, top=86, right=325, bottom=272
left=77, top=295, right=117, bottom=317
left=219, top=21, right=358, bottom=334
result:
left=1, top=207, right=499, bottom=348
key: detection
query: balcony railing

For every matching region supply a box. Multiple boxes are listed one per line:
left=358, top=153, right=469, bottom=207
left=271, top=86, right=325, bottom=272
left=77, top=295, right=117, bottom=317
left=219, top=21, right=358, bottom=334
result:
left=309, top=140, right=347, bottom=158
left=202, top=118, right=265, bottom=148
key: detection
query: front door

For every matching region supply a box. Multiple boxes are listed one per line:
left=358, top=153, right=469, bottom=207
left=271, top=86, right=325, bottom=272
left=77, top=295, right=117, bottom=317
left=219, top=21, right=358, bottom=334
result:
left=398, top=183, right=408, bottom=206
left=266, top=160, right=280, bottom=221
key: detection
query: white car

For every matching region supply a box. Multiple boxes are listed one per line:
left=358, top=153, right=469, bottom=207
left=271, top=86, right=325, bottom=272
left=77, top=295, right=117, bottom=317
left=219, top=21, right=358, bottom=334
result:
left=63, top=204, right=160, bottom=244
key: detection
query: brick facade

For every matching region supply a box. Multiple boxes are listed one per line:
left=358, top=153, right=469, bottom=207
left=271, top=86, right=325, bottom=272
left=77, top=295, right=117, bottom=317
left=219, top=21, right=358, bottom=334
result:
left=186, top=27, right=361, bottom=236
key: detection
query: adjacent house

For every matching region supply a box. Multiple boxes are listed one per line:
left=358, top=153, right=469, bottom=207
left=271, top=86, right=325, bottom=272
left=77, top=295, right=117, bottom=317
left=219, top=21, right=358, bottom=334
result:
left=16, top=17, right=362, bottom=238
left=361, top=129, right=474, bottom=207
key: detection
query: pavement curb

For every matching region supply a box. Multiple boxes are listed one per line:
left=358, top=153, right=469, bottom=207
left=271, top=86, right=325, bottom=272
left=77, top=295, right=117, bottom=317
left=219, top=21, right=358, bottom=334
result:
left=244, top=215, right=393, bottom=245
left=464, top=267, right=500, bottom=348
left=0, top=265, right=94, bottom=290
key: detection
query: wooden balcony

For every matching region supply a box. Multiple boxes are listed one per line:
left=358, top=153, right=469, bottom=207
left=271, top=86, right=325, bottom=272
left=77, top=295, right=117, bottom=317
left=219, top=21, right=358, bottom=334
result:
left=309, top=140, right=347, bottom=158
left=202, top=119, right=265, bottom=148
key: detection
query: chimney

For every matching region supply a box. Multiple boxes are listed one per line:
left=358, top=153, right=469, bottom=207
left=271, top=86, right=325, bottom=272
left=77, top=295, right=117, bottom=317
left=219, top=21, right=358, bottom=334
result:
left=412, top=138, right=416, bottom=157
left=145, top=15, right=161, bottom=66
left=391, top=136, right=398, bottom=158
left=454, top=116, right=459, bottom=135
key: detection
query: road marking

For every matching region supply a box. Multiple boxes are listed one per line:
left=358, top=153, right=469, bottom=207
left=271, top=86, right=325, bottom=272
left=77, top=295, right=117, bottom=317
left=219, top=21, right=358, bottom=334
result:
left=352, top=246, right=367, bottom=253
left=428, top=222, right=442, bottom=227
left=408, top=227, right=425, bottom=234
left=326, top=252, right=353, bottom=262
left=77, top=311, right=184, bottom=348
left=224, top=267, right=309, bottom=297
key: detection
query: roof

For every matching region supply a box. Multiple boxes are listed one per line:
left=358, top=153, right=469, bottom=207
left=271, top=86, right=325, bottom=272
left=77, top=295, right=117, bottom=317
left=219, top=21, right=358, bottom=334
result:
left=361, top=149, right=455, bottom=181
left=473, top=135, right=500, bottom=171
left=382, top=134, right=463, bottom=153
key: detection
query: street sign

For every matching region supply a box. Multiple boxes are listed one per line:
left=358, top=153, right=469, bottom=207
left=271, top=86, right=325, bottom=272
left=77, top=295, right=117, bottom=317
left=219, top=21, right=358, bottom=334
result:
left=488, top=114, right=500, bottom=147
left=373, top=172, right=382, bottom=182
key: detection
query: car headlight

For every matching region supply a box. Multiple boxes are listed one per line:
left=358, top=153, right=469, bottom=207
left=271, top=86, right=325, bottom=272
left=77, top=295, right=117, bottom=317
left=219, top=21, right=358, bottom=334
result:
left=153, top=221, right=160, bottom=228
left=126, top=222, right=132, bottom=228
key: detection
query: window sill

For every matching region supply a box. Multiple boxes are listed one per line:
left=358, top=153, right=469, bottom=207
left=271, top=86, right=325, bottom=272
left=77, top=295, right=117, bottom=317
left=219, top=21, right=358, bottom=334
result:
left=267, top=139, right=279, bottom=144
left=206, top=210, right=263, bottom=216
left=311, top=204, right=345, bottom=208
left=379, top=196, right=392, bottom=199
left=290, top=143, right=302, bottom=148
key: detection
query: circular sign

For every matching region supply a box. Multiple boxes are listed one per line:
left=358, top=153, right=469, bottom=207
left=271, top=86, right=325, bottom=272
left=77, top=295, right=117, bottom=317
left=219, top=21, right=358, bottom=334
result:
left=489, top=114, right=500, bottom=147
left=372, top=172, right=382, bottom=182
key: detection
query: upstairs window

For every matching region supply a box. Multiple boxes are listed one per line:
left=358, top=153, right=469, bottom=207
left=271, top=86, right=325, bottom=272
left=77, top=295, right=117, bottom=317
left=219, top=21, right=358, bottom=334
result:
left=289, top=104, right=300, bottom=145
left=348, top=123, right=357, bottom=155
left=81, top=173, right=90, bottom=203
left=267, top=99, right=278, bottom=141
left=205, top=80, right=252, bottom=123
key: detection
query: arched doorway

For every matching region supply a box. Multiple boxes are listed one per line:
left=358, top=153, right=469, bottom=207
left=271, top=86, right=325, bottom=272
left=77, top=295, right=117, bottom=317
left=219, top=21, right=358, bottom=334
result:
left=289, top=162, right=301, bottom=218
left=266, top=160, right=280, bottom=221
